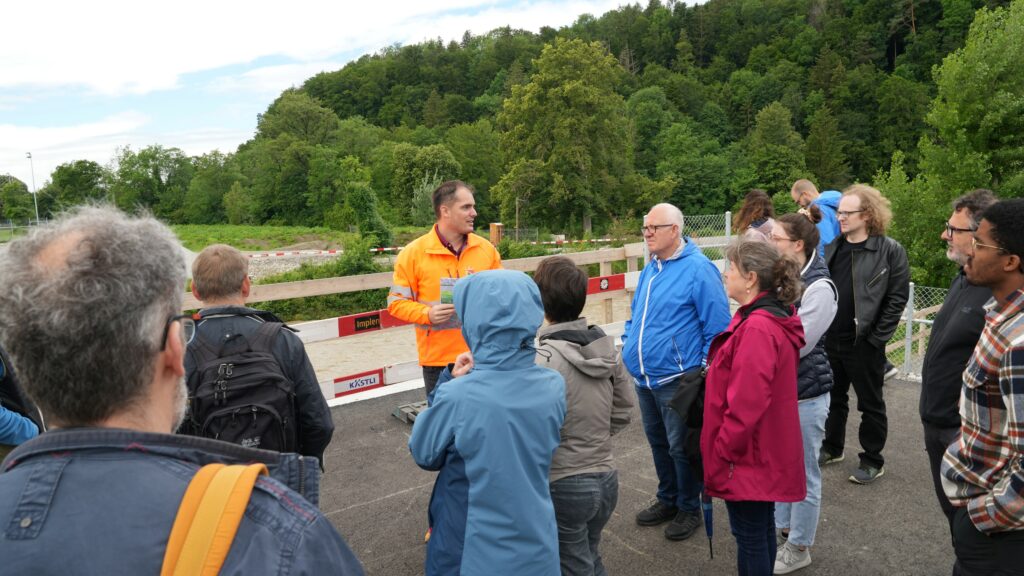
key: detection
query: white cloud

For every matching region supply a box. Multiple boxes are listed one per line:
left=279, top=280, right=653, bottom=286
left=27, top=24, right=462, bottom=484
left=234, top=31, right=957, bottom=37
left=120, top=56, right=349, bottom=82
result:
left=1, top=0, right=626, bottom=95
left=207, top=61, right=350, bottom=96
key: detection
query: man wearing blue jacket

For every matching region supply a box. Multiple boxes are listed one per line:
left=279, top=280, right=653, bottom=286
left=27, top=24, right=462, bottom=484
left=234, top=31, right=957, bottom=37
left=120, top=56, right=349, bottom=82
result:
left=409, top=270, right=566, bottom=576
left=622, top=203, right=731, bottom=542
left=791, top=179, right=842, bottom=254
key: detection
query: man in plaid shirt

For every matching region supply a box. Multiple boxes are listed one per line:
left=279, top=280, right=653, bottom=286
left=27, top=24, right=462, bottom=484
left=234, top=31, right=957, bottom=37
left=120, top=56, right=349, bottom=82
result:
left=942, top=198, right=1024, bottom=576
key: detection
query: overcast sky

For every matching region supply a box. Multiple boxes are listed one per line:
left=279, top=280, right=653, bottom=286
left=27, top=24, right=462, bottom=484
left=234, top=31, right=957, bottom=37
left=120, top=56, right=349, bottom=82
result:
left=0, top=0, right=630, bottom=188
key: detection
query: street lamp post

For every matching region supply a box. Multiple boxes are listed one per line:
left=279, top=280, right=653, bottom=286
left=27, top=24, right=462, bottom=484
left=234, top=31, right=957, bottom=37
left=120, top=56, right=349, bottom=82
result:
left=25, top=152, right=39, bottom=225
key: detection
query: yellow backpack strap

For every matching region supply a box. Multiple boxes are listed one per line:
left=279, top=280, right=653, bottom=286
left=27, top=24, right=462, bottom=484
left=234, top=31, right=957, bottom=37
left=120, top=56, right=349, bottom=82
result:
left=161, top=463, right=269, bottom=576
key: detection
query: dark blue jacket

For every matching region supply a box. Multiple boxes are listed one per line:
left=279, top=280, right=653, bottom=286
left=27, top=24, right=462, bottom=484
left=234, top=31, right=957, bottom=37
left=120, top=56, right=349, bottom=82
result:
left=796, top=256, right=836, bottom=400
left=184, top=305, right=335, bottom=463
left=0, top=428, right=364, bottom=575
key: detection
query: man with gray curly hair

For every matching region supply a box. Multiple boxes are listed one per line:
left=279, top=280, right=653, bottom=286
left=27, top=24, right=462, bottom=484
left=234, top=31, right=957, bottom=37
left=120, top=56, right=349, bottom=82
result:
left=0, top=206, right=363, bottom=574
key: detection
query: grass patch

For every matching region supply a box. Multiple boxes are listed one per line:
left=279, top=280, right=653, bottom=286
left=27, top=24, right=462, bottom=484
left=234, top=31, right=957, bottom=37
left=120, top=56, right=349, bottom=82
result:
left=171, top=224, right=358, bottom=252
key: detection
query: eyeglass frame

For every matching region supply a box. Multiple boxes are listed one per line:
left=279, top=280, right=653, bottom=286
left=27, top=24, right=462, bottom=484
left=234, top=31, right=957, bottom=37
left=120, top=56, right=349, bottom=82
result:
left=971, top=236, right=1008, bottom=254
left=944, top=222, right=975, bottom=236
left=641, top=223, right=676, bottom=235
left=771, top=234, right=795, bottom=244
left=160, top=313, right=198, bottom=351
left=836, top=209, right=865, bottom=218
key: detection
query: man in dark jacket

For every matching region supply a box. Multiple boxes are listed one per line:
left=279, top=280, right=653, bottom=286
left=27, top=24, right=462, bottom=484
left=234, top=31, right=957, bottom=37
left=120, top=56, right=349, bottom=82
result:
left=0, top=206, right=362, bottom=574
left=920, top=189, right=996, bottom=534
left=183, top=244, right=334, bottom=465
left=821, top=185, right=910, bottom=485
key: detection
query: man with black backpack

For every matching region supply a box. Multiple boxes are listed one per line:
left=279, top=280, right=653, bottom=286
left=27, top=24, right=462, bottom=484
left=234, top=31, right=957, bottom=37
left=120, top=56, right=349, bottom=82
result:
left=182, top=244, right=334, bottom=466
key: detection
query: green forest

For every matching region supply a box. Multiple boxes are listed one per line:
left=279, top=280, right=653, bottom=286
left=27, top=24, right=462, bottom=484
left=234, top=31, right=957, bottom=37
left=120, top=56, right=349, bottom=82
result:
left=2, top=0, right=1023, bottom=285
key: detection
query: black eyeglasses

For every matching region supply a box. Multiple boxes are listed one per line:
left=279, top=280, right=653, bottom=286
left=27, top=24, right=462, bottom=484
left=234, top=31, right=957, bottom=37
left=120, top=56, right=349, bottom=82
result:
left=641, top=224, right=674, bottom=235
left=836, top=210, right=865, bottom=218
left=160, top=313, right=198, bottom=351
left=944, top=222, right=975, bottom=236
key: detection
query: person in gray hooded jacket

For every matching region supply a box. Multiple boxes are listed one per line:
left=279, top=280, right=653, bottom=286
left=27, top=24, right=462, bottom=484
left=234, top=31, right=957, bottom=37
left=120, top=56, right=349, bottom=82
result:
left=534, top=256, right=634, bottom=576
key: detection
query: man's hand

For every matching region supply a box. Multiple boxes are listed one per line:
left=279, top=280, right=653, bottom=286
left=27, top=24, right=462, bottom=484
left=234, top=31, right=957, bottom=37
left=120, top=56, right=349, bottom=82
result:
left=452, top=352, right=474, bottom=377
left=428, top=303, right=456, bottom=324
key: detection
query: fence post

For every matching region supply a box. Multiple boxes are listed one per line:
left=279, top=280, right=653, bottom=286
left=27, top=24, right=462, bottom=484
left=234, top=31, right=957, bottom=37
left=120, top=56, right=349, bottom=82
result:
left=903, top=282, right=916, bottom=375
left=724, top=211, right=732, bottom=272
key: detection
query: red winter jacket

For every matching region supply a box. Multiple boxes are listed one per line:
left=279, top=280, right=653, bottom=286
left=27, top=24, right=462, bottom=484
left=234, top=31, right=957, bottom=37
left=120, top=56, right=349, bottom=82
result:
left=701, top=293, right=807, bottom=502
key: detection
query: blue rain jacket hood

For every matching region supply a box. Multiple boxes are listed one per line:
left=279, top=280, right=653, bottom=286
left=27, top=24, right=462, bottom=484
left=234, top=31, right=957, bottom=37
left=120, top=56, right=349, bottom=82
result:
left=455, top=269, right=544, bottom=369
left=814, top=190, right=842, bottom=254
left=410, top=270, right=566, bottom=576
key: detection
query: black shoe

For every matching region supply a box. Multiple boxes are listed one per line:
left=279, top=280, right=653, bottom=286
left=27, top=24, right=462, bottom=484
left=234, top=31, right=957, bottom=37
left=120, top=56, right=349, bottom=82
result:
left=664, top=510, right=702, bottom=541
left=636, top=499, right=678, bottom=526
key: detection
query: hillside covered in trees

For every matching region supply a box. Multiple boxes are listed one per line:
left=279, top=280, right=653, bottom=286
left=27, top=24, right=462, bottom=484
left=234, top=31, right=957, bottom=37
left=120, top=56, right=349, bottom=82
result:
left=2, top=0, right=1022, bottom=284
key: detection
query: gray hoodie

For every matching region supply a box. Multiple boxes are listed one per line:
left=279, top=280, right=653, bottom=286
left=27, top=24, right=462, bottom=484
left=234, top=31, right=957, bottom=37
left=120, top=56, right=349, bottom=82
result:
left=537, top=318, right=634, bottom=482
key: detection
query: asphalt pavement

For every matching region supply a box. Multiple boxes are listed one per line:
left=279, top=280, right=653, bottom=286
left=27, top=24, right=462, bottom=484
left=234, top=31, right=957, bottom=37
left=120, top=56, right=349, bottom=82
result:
left=320, top=377, right=953, bottom=575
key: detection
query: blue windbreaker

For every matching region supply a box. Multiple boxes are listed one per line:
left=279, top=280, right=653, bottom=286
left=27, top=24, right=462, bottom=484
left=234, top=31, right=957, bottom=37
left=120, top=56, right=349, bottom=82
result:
left=814, top=190, right=842, bottom=255
left=621, top=238, right=730, bottom=388
left=409, top=270, right=566, bottom=576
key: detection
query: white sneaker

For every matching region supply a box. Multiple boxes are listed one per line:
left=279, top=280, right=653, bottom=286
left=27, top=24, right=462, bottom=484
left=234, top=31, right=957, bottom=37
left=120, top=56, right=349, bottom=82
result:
left=774, top=541, right=811, bottom=574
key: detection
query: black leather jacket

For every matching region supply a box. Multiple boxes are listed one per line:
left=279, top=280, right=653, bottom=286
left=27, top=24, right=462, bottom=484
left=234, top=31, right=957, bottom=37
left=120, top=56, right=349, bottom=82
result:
left=824, top=234, right=910, bottom=348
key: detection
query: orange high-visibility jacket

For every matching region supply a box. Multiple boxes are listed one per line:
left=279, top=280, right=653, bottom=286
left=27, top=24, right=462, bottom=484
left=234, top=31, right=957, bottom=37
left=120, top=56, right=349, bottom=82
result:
left=387, top=229, right=502, bottom=367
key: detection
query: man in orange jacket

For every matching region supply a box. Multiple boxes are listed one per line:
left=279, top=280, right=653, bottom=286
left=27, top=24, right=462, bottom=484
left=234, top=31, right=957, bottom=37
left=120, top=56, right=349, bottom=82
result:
left=388, top=180, right=502, bottom=395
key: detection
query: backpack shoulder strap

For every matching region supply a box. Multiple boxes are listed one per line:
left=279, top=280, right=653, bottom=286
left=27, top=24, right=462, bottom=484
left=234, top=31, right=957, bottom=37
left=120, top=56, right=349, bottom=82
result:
left=161, top=462, right=268, bottom=576
left=249, top=321, right=283, bottom=353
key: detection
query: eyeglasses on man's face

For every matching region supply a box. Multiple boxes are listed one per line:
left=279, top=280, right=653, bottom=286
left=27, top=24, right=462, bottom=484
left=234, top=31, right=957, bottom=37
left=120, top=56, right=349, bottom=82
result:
left=836, top=209, right=865, bottom=219
left=160, top=314, right=198, bottom=351
left=971, top=236, right=1007, bottom=254
left=944, top=222, right=975, bottom=236
left=641, top=224, right=674, bottom=235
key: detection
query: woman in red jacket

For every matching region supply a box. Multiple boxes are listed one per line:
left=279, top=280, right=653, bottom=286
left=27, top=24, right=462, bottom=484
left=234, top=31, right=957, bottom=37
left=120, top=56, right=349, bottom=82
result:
left=703, top=239, right=807, bottom=576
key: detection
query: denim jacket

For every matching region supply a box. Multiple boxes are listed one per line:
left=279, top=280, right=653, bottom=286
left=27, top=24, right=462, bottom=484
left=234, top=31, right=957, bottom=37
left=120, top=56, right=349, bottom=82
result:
left=0, top=428, right=364, bottom=575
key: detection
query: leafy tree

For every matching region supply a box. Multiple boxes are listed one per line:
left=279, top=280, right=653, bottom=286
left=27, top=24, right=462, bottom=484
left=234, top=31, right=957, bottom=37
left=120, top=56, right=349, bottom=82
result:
left=182, top=152, right=242, bottom=224
left=108, top=145, right=193, bottom=221
left=498, top=38, right=633, bottom=232
left=257, top=90, right=341, bottom=146
left=805, top=106, right=850, bottom=188
left=223, top=182, right=257, bottom=225
left=655, top=118, right=733, bottom=213
left=444, top=119, right=501, bottom=220
left=921, top=1, right=1024, bottom=196
left=745, top=102, right=805, bottom=195
left=47, top=160, right=110, bottom=208
left=0, top=178, right=34, bottom=222
left=628, top=87, right=676, bottom=176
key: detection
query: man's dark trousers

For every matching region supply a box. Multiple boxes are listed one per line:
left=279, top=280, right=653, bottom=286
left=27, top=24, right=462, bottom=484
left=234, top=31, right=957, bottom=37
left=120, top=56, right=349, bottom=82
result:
left=822, top=336, right=887, bottom=469
left=924, top=423, right=960, bottom=535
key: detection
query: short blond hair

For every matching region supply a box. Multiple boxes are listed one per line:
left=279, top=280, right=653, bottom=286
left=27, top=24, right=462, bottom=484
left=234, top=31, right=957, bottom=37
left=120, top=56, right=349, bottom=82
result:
left=843, top=184, right=892, bottom=236
left=192, top=244, right=249, bottom=301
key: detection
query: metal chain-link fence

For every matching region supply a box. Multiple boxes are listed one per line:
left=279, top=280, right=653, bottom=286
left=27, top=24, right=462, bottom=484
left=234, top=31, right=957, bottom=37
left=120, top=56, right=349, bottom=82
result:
left=887, top=283, right=949, bottom=381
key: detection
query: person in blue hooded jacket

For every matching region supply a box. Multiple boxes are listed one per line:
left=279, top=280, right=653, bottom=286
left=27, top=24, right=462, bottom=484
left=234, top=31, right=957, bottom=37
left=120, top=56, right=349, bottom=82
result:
left=622, top=203, right=731, bottom=542
left=790, top=179, right=842, bottom=255
left=409, top=269, right=567, bottom=576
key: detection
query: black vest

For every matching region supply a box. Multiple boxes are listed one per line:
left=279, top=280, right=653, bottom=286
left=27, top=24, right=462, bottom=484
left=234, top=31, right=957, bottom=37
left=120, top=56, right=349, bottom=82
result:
left=796, top=256, right=836, bottom=400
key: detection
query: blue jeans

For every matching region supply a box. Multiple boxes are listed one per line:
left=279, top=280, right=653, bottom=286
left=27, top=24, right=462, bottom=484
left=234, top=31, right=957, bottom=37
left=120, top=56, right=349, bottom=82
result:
left=775, top=393, right=830, bottom=546
left=727, top=500, right=777, bottom=576
left=550, top=471, right=618, bottom=576
left=636, top=380, right=700, bottom=513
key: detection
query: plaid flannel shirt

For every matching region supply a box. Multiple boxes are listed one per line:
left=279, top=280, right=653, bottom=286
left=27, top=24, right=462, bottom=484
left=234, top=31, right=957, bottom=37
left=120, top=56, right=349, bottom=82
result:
left=942, top=288, right=1024, bottom=533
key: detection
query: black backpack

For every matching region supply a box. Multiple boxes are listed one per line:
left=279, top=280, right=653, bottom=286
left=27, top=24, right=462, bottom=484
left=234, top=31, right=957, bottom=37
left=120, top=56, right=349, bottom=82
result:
left=184, top=321, right=298, bottom=453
